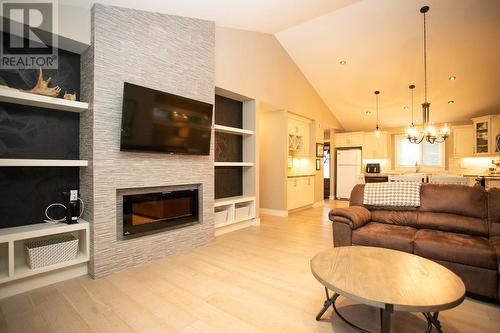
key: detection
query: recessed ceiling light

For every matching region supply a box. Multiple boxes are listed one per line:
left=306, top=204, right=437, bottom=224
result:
left=403, top=106, right=409, bottom=111
left=339, top=60, right=347, bottom=65
left=449, top=75, right=456, bottom=81
left=365, top=111, right=372, bottom=115
left=448, top=100, right=454, bottom=105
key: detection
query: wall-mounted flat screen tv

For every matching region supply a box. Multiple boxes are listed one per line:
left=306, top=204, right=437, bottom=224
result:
left=120, top=83, right=213, bottom=155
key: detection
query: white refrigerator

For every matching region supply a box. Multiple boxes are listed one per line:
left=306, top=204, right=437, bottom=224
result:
left=336, top=148, right=362, bottom=199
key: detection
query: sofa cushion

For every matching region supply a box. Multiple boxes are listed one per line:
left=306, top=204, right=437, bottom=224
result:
left=414, top=229, right=497, bottom=270
left=352, top=222, right=417, bottom=253
left=417, top=211, right=488, bottom=236
left=420, top=184, right=487, bottom=219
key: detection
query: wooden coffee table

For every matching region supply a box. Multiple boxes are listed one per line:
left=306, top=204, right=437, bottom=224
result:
left=311, top=246, right=465, bottom=333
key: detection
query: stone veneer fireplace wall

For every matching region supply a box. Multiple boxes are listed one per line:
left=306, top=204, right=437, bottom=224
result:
left=80, top=4, right=215, bottom=277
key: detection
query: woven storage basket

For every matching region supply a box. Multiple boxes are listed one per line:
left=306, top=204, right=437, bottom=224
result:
left=25, top=234, right=79, bottom=269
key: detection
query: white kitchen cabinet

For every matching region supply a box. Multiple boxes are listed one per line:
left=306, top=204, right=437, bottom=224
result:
left=472, top=116, right=494, bottom=156
left=334, top=132, right=364, bottom=147
left=452, top=125, right=473, bottom=158
left=363, top=132, right=388, bottom=158
left=492, top=115, right=500, bottom=154
left=287, top=176, right=314, bottom=210
left=288, top=117, right=310, bottom=156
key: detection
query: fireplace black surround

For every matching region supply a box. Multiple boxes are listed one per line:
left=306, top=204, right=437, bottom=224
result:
left=122, top=187, right=200, bottom=239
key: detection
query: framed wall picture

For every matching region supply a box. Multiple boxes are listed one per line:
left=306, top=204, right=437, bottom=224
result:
left=316, top=143, right=324, bottom=157
left=316, top=159, right=321, bottom=170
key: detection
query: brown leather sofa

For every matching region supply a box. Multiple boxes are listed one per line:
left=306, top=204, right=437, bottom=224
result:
left=329, top=183, right=500, bottom=301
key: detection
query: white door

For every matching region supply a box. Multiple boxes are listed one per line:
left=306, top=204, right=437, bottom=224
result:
left=336, top=165, right=361, bottom=199
left=337, top=149, right=361, bottom=165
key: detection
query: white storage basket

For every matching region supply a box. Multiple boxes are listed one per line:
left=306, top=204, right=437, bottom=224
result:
left=25, top=234, right=79, bottom=269
left=214, top=206, right=229, bottom=224
left=235, top=202, right=252, bottom=220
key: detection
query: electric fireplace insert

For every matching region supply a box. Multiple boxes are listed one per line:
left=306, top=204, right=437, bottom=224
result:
left=122, top=188, right=199, bottom=238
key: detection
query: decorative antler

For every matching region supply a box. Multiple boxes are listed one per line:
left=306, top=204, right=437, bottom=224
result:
left=26, top=68, right=61, bottom=97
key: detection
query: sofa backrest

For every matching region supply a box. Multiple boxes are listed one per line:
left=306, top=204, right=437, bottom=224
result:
left=348, top=183, right=489, bottom=236
left=419, top=184, right=489, bottom=236
left=488, top=187, right=500, bottom=237
left=419, top=184, right=487, bottom=218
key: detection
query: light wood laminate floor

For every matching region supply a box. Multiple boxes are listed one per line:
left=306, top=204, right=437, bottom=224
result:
left=1, top=201, right=499, bottom=333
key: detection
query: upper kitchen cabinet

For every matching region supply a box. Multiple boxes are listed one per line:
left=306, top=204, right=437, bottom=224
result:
left=363, top=132, right=388, bottom=159
left=472, top=115, right=500, bottom=156
left=288, top=115, right=311, bottom=156
left=334, top=132, right=364, bottom=147
left=492, top=114, right=500, bottom=154
left=452, top=125, right=474, bottom=158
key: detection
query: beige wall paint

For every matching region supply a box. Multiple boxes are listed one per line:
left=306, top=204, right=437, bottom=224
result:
left=259, top=110, right=288, bottom=211
left=215, top=27, right=342, bottom=130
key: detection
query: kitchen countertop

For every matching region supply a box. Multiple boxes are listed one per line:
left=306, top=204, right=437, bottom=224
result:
left=287, top=174, right=315, bottom=178
left=463, top=174, right=500, bottom=179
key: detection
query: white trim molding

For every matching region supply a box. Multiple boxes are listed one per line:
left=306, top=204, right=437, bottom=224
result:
left=312, top=200, right=325, bottom=208
left=259, top=208, right=288, bottom=217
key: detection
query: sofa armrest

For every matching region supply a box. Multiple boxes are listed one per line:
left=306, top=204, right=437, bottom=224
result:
left=329, top=206, right=371, bottom=229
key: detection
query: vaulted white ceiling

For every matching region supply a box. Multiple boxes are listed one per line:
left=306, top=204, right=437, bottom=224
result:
left=276, top=0, right=500, bottom=131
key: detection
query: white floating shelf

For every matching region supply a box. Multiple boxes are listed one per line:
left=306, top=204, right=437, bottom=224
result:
left=0, top=219, right=89, bottom=243
left=214, top=195, right=256, bottom=207
left=13, top=253, right=88, bottom=282
left=0, top=88, right=88, bottom=113
left=0, top=159, right=88, bottom=167
left=214, top=124, right=254, bottom=135
left=214, top=162, right=254, bottom=167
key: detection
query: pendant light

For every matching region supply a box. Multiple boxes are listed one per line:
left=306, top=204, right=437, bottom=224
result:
left=406, top=6, right=450, bottom=144
left=374, top=90, right=381, bottom=138
left=405, top=85, right=420, bottom=139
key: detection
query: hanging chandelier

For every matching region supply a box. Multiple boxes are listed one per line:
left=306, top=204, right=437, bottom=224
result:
left=406, top=5, right=450, bottom=144
left=374, top=90, right=381, bottom=138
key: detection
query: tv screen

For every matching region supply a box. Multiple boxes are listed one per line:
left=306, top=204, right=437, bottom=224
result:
left=120, top=83, right=213, bottom=155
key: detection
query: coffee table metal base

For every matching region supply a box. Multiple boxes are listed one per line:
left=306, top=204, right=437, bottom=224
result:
left=315, top=287, right=442, bottom=333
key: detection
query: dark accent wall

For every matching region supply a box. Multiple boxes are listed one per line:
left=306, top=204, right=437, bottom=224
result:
left=214, top=94, right=243, bottom=199
left=215, top=132, right=242, bottom=162
left=215, top=167, right=242, bottom=199
left=0, top=34, right=81, bottom=228
left=214, top=95, right=242, bottom=128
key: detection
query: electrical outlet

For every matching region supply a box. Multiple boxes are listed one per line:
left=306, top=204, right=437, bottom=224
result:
left=70, top=190, right=78, bottom=201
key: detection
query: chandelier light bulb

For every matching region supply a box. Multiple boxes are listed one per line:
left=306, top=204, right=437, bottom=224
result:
left=426, top=125, right=437, bottom=138
left=440, top=123, right=450, bottom=136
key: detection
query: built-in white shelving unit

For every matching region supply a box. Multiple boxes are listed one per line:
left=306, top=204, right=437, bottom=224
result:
left=0, top=159, right=88, bottom=167
left=214, top=124, right=254, bottom=135
left=214, top=89, right=258, bottom=236
left=0, top=88, right=88, bottom=113
left=0, top=220, right=89, bottom=286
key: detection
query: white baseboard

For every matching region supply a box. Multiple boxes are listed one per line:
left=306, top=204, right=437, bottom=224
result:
left=329, top=195, right=335, bottom=200
left=259, top=208, right=288, bottom=217
left=312, top=200, right=325, bottom=208
left=0, top=263, right=88, bottom=299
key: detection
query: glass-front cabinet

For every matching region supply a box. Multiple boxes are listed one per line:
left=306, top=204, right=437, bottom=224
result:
left=471, top=115, right=499, bottom=156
